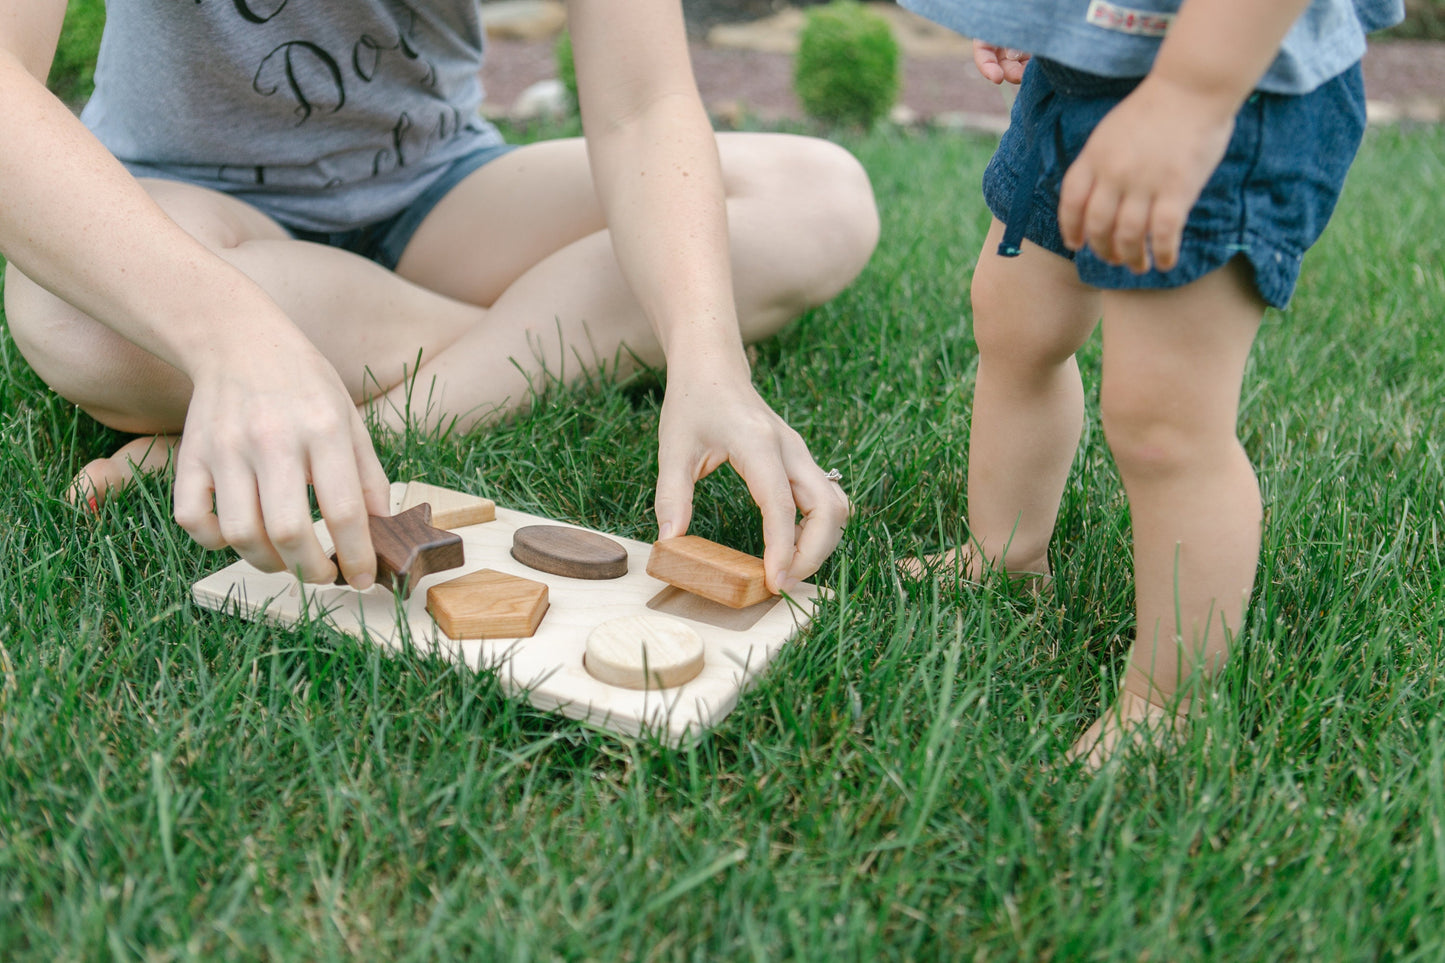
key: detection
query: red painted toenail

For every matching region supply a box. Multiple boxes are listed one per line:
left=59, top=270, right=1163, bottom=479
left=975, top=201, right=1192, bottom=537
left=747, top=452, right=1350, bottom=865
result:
left=87, top=495, right=99, bottom=514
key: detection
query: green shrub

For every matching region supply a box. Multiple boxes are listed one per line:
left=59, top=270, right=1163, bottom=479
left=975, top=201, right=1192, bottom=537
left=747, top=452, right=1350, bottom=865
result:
left=1384, top=0, right=1445, bottom=39
left=48, top=0, right=106, bottom=105
left=793, top=0, right=900, bottom=130
left=554, top=28, right=578, bottom=111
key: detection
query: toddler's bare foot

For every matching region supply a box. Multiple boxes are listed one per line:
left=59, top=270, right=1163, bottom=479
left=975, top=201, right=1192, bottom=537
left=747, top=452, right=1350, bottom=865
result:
left=1067, top=689, right=1188, bottom=770
left=67, top=435, right=181, bottom=513
left=898, top=546, right=1052, bottom=594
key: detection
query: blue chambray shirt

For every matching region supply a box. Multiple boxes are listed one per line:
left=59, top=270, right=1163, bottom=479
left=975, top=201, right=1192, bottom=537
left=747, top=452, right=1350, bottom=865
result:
left=900, top=0, right=1405, bottom=94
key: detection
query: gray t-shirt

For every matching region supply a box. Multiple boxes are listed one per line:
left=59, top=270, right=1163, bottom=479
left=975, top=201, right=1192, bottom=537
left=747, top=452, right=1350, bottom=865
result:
left=82, top=0, right=507, bottom=232
left=900, top=0, right=1405, bottom=94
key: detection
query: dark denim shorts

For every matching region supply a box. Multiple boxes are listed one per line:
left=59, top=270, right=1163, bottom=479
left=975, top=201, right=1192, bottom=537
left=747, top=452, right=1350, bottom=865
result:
left=284, top=141, right=517, bottom=271
left=982, top=58, right=1367, bottom=309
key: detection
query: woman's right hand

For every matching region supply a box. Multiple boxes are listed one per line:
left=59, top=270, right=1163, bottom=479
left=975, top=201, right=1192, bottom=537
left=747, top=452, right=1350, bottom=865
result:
left=173, top=337, right=392, bottom=589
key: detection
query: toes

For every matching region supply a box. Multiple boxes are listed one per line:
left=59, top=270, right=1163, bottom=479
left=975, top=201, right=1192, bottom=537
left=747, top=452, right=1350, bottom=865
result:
left=67, top=435, right=181, bottom=512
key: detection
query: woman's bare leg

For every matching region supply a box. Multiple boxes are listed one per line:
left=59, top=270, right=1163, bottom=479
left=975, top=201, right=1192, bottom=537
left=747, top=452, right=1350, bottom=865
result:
left=5, top=131, right=877, bottom=500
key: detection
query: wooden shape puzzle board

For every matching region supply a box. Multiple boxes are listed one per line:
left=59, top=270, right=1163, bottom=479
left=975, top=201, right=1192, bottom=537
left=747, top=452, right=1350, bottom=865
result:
left=191, top=483, right=818, bottom=745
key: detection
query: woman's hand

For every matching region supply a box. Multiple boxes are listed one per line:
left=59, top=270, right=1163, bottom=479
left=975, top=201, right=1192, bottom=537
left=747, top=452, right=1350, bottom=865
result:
left=173, top=335, right=391, bottom=588
left=654, top=373, right=849, bottom=595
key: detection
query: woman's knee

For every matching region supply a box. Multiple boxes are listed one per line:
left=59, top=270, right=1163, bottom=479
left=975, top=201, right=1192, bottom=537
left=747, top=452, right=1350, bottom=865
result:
left=3, top=265, right=188, bottom=432
left=725, top=133, right=879, bottom=305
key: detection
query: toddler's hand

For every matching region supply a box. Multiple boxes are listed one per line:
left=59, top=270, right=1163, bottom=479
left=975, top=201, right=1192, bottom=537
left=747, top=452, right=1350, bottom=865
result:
left=973, top=40, right=1030, bottom=85
left=1057, top=74, right=1236, bottom=274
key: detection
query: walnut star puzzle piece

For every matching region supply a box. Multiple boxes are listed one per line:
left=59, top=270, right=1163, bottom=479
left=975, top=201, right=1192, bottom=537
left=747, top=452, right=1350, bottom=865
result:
left=427, top=568, right=549, bottom=640
left=399, top=481, right=496, bottom=530
left=511, top=524, right=628, bottom=580
left=334, top=503, right=465, bottom=598
left=646, top=535, right=774, bottom=609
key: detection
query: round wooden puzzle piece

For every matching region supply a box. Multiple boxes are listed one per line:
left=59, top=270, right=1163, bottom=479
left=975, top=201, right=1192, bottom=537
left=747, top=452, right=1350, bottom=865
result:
left=511, top=524, right=629, bottom=580
left=584, top=614, right=705, bottom=690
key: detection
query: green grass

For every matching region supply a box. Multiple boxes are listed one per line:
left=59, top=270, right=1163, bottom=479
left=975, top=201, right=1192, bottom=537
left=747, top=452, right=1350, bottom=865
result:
left=3, top=124, right=1445, bottom=959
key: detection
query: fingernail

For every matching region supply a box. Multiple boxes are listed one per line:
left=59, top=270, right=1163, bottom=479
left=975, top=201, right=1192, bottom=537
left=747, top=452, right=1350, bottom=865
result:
left=352, top=574, right=374, bottom=591
left=774, top=569, right=792, bottom=593
left=658, top=522, right=675, bottom=541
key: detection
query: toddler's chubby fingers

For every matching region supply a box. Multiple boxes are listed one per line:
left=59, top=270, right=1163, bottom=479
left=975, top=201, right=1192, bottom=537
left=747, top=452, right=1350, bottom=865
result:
left=972, top=40, right=1007, bottom=84
left=1057, top=162, right=1095, bottom=253
left=999, top=49, right=1029, bottom=84
left=1111, top=193, right=1154, bottom=274
left=1145, top=196, right=1190, bottom=272
left=1081, top=183, right=1126, bottom=265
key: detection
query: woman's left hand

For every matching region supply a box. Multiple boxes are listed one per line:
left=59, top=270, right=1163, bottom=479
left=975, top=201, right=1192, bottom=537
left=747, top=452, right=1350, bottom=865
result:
left=654, top=375, right=849, bottom=595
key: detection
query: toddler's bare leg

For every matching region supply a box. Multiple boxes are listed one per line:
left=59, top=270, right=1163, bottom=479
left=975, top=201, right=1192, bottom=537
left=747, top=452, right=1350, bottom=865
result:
left=1073, top=258, right=1264, bottom=765
left=927, top=219, right=1101, bottom=582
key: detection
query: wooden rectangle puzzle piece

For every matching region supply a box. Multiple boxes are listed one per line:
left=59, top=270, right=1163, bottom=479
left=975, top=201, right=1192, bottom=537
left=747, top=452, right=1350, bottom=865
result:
left=192, top=483, right=818, bottom=745
left=646, top=535, right=774, bottom=609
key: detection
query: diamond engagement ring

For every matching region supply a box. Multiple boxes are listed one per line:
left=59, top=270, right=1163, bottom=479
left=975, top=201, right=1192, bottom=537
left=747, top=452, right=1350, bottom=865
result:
left=823, top=469, right=843, bottom=483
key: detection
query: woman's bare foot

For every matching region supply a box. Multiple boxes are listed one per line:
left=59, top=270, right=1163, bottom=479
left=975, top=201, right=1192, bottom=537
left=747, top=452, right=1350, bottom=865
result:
left=1067, top=688, right=1189, bottom=769
left=898, top=546, right=1052, bottom=593
left=67, top=435, right=181, bottom=512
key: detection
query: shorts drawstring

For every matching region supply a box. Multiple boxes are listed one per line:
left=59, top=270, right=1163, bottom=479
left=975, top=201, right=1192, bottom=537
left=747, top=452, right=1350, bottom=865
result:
left=997, top=60, right=1144, bottom=260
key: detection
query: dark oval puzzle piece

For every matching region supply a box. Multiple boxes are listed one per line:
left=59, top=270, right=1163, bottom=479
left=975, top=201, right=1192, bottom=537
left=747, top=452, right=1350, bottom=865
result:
left=511, top=525, right=628, bottom=580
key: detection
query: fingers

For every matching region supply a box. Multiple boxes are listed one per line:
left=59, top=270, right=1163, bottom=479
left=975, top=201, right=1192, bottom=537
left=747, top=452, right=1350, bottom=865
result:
left=735, top=447, right=801, bottom=595
left=312, top=423, right=385, bottom=590
left=173, top=444, right=226, bottom=552
left=786, top=461, right=850, bottom=586
left=1059, top=161, right=1178, bottom=274
left=973, top=42, right=1028, bottom=85
left=972, top=41, right=1005, bottom=84
left=654, top=446, right=699, bottom=543
left=1000, top=50, right=1029, bottom=85
left=173, top=419, right=387, bottom=586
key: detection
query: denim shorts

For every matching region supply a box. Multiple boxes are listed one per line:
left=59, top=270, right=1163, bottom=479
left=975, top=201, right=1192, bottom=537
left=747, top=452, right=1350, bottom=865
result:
left=982, top=58, right=1367, bottom=309
left=284, top=141, right=517, bottom=271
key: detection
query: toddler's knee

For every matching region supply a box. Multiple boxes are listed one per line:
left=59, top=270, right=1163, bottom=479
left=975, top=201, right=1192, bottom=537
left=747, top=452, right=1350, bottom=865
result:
left=1099, top=385, right=1198, bottom=480
left=969, top=258, right=1074, bottom=367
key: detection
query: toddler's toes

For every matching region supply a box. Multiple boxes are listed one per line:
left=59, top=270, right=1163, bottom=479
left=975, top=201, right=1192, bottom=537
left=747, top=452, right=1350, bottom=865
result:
left=1067, top=692, right=1185, bottom=770
left=897, top=547, right=982, bottom=583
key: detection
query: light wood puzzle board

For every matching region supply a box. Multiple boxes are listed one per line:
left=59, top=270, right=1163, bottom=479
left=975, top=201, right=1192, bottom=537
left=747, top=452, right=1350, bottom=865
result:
left=192, top=483, right=819, bottom=745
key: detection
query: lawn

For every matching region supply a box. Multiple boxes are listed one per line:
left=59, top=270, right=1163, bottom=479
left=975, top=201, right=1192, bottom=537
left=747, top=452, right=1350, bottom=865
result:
left=3, top=119, right=1445, bottom=959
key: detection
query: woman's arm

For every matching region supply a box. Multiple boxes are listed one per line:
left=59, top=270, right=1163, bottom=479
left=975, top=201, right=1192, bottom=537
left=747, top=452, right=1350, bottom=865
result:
left=0, top=0, right=389, bottom=587
left=567, top=0, right=849, bottom=593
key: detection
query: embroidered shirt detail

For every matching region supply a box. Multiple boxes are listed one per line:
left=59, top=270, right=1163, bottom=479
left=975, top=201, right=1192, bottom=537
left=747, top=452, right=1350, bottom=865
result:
left=1085, top=0, right=1174, bottom=37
